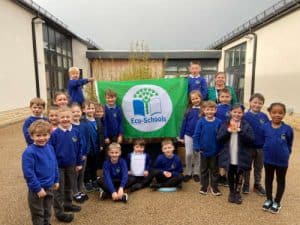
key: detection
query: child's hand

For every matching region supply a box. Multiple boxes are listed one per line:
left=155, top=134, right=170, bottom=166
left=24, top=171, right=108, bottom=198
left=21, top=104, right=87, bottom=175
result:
left=88, top=77, right=95, bottom=82
left=112, top=192, right=118, bottom=201
left=99, top=147, right=103, bottom=152
left=163, top=171, right=172, bottom=178
left=128, top=171, right=132, bottom=175
left=82, top=155, right=87, bottom=161
left=178, top=138, right=184, bottom=144
left=117, top=135, right=123, bottom=144
left=76, top=166, right=83, bottom=171
left=53, top=183, right=60, bottom=190
left=105, top=138, right=110, bottom=144
left=37, top=188, right=47, bottom=198
left=144, top=171, right=149, bottom=177
left=117, top=187, right=124, bottom=199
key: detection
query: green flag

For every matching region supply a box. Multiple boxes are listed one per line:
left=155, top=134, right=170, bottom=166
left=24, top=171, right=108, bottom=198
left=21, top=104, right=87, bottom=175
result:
left=96, top=78, right=187, bottom=138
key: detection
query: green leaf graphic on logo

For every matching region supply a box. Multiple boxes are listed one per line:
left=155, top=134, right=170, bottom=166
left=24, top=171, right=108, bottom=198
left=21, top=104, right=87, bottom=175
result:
left=134, top=88, right=159, bottom=114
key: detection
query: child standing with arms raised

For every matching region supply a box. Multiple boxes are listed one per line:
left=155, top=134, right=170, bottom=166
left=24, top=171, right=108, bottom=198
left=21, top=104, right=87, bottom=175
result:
left=193, top=101, right=222, bottom=196
left=243, top=93, right=269, bottom=195
left=187, top=61, right=207, bottom=99
left=179, top=90, right=202, bottom=182
left=217, top=104, right=254, bottom=204
left=262, top=103, right=293, bottom=214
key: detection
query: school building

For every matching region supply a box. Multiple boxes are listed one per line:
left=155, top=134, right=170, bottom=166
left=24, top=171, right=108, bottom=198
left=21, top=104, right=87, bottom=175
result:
left=0, top=0, right=99, bottom=127
left=208, top=0, right=300, bottom=129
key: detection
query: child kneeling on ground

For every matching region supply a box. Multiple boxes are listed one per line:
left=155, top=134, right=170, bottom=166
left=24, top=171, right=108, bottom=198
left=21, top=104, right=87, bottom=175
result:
left=150, top=139, right=184, bottom=190
left=98, top=143, right=128, bottom=202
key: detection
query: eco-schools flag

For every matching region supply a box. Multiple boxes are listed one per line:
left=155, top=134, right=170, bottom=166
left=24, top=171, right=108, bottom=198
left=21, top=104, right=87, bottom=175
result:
left=96, top=78, right=187, bottom=138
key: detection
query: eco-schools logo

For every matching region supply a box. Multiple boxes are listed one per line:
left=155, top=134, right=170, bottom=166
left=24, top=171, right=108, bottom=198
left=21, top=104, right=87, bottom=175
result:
left=122, top=85, right=172, bottom=132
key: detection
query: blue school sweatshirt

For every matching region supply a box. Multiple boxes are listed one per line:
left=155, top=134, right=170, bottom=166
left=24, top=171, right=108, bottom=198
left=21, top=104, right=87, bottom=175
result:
left=153, top=154, right=183, bottom=176
left=104, top=105, right=124, bottom=138
left=22, top=116, right=48, bottom=145
left=67, top=78, right=89, bottom=104
left=244, top=110, right=269, bottom=148
left=216, top=104, right=231, bottom=123
left=72, top=122, right=90, bottom=156
left=49, top=126, right=83, bottom=168
left=126, top=152, right=152, bottom=172
left=179, top=107, right=201, bottom=139
left=193, top=117, right=222, bottom=158
left=262, top=122, right=294, bottom=167
left=103, top=158, right=128, bottom=193
left=187, top=75, right=208, bottom=99
left=22, top=144, right=59, bottom=193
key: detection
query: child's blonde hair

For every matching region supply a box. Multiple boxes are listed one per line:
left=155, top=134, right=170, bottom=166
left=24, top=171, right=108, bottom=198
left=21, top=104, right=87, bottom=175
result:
left=29, top=97, right=46, bottom=108
left=57, top=106, right=72, bottom=114
left=161, top=138, right=174, bottom=147
left=28, top=120, right=51, bottom=136
left=68, top=66, right=79, bottom=74
left=108, top=142, right=121, bottom=151
left=202, top=100, right=217, bottom=109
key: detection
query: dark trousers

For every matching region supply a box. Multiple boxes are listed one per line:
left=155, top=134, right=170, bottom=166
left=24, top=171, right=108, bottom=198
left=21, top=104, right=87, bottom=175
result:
left=98, top=178, right=128, bottom=195
left=200, top=156, right=219, bottom=189
left=84, top=152, right=100, bottom=184
left=54, top=167, right=75, bottom=216
left=228, top=164, right=244, bottom=193
left=243, top=148, right=264, bottom=187
left=28, top=189, right=53, bottom=225
left=151, top=169, right=184, bottom=187
left=264, top=163, right=288, bottom=204
left=127, top=173, right=155, bottom=189
left=73, top=159, right=87, bottom=194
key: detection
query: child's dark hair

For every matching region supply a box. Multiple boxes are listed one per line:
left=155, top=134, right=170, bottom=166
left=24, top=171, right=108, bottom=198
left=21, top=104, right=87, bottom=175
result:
left=189, top=61, right=201, bottom=66
left=105, top=89, right=117, bottom=97
left=231, top=103, right=245, bottom=112
left=161, top=138, right=174, bottom=147
left=83, top=100, right=97, bottom=108
left=30, top=97, right=46, bottom=108
left=185, top=90, right=202, bottom=115
left=267, top=102, right=286, bottom=114
left=218, top=87, right=231, bottom=96
left=249, top=93, right=265, bottom=103
left=133, top=139, right=146, bottom=147
left=54, top=91, right=69, bottom=100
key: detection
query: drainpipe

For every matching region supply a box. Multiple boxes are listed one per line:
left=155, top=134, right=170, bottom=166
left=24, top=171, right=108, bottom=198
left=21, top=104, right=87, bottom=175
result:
left=249, top=32, right=257, bottom=95
left=31, top=16, right=40, bottom=97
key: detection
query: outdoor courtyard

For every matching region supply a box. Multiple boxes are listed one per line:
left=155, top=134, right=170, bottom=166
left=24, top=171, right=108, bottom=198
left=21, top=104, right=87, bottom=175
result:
left=0, top=122, right=299, bottom=225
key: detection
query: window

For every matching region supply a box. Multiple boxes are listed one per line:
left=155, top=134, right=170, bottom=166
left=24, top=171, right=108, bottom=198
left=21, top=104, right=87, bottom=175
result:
left=224, top=43, right=247, bottom=102
left=43, top=24, right=73, bottom=103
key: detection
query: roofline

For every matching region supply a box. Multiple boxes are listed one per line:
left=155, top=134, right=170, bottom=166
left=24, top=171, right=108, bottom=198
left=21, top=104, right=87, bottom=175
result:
left=208, top=0, right=300, bottom=49
left=86, top=50, right=222, bottom=60
left=13, top=0, right=101, bottom=50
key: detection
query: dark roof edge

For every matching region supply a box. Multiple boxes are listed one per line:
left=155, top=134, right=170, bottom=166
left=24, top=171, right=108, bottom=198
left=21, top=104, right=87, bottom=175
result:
left=208, top=0, right=300, bottom=49
left=86, top=50, right=222, bottom=60
left=13, top=0, right=101, bottom=50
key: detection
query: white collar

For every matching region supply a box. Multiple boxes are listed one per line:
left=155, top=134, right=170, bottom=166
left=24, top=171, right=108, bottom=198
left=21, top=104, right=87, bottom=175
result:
left=192, top=106, right=201, bottom=109
left=189, top=74, right=200, bottom=78
left=31, top=114, right=44, bottom=118
left=58, top=125, right=72, bottom=132
left=106, top=104, right=116, bottom=109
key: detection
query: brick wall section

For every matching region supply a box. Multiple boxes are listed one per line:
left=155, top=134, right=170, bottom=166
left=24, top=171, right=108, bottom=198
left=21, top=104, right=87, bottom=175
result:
left=0, top=107, right=30, bottom=128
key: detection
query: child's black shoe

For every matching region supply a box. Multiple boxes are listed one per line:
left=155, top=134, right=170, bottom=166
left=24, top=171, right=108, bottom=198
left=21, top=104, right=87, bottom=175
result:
left=228, top=192, right=235, bottom=203
left=80, top=192, right=89, bottom=201
left=56, top=212, right=74, bottom=223
left=73, top=193, right=85, bottom=203
left=262, top=199, right=273, bottom=211
left=121, top=193, right=128, bottom=203
left=234, top=193, right=242, bottom=204
left=85, top=182, right=94, bottom=193
left=193, top=175, right=200, bottom=182
left=130, top=183, right=143, bottom=192
left=254, top=184, right=266, bottom=196
left=183, top=175, right=192, bottom=182
left=64, top=204, right=81, bottom=212
left=150, top=182, right=161, bottom=190
left=199, top=187, right=208, bottom=195
left=270, top=202, right=281, bottom=214
left=242, top=185, right=250, bottom=194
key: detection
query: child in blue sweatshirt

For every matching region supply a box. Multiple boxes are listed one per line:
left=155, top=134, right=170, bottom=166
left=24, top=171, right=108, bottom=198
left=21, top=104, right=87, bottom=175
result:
left=262, top=103, right=293, bottom=214
left=98, top=143, right=128, bottom=202
left=243, top=93, right=269, bottom=195
left=126, top=139, right=153, bottom=192
left=104, top=89, right=124, bottom=144
left=71, top=103, right=90, bottom=203
left=179, top=90, right=202, bottom=182
left=217, top=104, right=254, bottom=204
left=193, top=101, right=222, bottom=196
left=150, top=139, right=184, bottom=189
left=215, top=88, right=232, bottom=185
left=49, top=106, right=83, bottom=222
left=22, top=97, right=47, bottom=145
left=187, top=61, right=208, bottom=99
left=22, top=120, right=59, bottom=225
left=81, top=101, right=105, bottom=192
left=67, top=67, right=94, bottom=105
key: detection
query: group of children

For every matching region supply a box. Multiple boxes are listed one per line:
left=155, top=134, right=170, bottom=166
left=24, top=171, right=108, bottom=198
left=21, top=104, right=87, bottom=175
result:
left=21, top=64, right=294, bottom=225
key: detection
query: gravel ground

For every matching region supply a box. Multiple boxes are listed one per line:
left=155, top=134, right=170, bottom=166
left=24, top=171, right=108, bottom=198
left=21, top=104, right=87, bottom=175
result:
left=0, top=122, right=299, bottom=225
